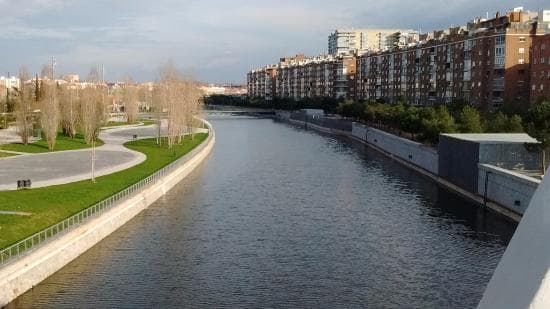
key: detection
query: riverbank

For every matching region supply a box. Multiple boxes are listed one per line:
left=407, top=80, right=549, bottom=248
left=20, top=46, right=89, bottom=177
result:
left=276, top=111, right=528, bottom=222
left=0, top=122, right=215, bottom=307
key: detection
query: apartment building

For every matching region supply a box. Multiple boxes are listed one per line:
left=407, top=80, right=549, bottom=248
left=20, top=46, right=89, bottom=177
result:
left=328, top=28, right=411, bottom=55
left=248, top=54, right=357, bottom=101
left=357, top=8, right=546, bottom=108
left=530, top=10, right=550, bottom=103
left=248, top=8, right=549, bottom=108
left=0, top=76, right=20, bottom=90
left=530, top=33, right=550, bottom=102
left=247, top=64, right=278, bottom=100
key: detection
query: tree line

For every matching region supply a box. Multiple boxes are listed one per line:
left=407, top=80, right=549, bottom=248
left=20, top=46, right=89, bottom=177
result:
left=0, top=61, right=203, bottom=150
left=208, top=94, right=550, bottom=172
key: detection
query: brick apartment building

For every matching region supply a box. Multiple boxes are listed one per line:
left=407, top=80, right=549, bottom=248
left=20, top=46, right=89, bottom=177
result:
left=530, top=33, right=550, bottom=103
left=358, top=9, right=546, bottom=108
left=247, top=8, right=550, bottom=109
left=248, top=54, right=357, bottom=101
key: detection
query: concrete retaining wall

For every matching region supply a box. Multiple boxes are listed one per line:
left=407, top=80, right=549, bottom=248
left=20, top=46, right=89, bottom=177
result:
left=477, top=164, right=540, bottom=215
left=278, top=112, right=351, bottom=137
left=0, top=123, right=215, bottom=307
left=352, top=123, right=439, bottom=174
left=478, top=166, right=550, bottom=309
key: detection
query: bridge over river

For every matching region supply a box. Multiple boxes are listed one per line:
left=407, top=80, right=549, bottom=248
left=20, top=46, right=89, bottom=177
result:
left=7, top=116, right=516, bottom=308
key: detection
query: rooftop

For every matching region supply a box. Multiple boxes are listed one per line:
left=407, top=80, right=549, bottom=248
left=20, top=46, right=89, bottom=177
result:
left=441, top=133, right=539, bottom=144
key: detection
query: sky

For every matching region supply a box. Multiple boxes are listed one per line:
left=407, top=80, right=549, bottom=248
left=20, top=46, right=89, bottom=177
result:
left=0, top=0, right=544, bottom=84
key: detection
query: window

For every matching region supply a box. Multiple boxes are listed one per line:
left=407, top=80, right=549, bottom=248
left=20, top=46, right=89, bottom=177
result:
left=519, top=48, right=525, bottom=54
left=542, top=57, right=546, bottom=64
left=519, top=37, right=526, bottom=42
left=518, top=59, right=525, bottom=64
left=495, top=47, right=505, bottom=56
left=495, top=36, right=505, bottom=45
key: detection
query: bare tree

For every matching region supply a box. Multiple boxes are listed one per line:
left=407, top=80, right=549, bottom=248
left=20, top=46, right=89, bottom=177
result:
left=152, top=82, right=164, bottom=145
left=15, top=67, right=32, bottom=145
left=157, top=61, right=204, bottom=148
left=80, top=86, right=103, bottom=144
left=40, top=82, right=60, bottom=150
left=123, top=79, right=139, bottom=123
left=58, top=85, right=79, bottom=138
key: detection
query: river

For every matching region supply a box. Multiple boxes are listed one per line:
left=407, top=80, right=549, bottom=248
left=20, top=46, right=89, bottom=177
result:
left=8, top=116, right=516, bottom=308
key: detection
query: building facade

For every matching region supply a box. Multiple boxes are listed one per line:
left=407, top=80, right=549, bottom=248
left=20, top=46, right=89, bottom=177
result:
left=357, top=9, right=545, bottom=108
left=0, top=76, right=20, bottom=90
left=530, top=28, right=550, bottom=103
left=248, top=8, right=549, bottom=108
left=248, top=54, right=357, bottom=101
left=328, top=28, right=411, bottom=55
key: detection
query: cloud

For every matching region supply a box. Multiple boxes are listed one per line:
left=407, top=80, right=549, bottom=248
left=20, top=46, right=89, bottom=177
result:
left=0, top=24, right=72, bottom=39
left=0, top=0, right=70, bottom=16
left=0, top=0, right=543, bottom=83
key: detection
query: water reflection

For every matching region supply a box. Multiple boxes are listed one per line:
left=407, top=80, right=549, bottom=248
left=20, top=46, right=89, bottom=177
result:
left=9, top=117, right=516, bottom=309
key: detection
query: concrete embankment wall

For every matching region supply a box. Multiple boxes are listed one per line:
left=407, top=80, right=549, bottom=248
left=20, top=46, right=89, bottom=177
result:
left=0, top=123, right=215, bottom=307
left=352, top=123, right=439, bottom=174
left=477, top=166, right=550, bottom=309
left=277, top=113, right=534, bottom=218
left=477, top=164, right=540, bottom=215
left=277, top=111, right=351, bottom=137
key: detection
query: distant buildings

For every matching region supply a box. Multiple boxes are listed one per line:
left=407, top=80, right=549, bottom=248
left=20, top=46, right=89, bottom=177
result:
left=0, top=76, right=20, bottom=90
left=64, top=74, right=80, bottom=84
left=248, top=54, right=358, bottom=101
left=200, top=84, right=247, bottom=96
left=328, top=28, right=413, bottom=55
left=248, top=7, right=550, bottom=109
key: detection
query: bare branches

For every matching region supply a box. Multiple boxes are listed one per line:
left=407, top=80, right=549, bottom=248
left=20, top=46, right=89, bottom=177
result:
left=58, top=85, right=79, bottom=138
left=157, top=61, right=203, bottom=148
left=123, top=82, right=139, bottom=123
left=80, top=86, right=103, bottom=144
left=15, top=67, right=32, bottom=145
left=40, top=82, right=60, bottom=150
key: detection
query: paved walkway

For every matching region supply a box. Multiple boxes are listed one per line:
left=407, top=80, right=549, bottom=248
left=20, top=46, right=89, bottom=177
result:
left=0, top=124, right=163, bottom=191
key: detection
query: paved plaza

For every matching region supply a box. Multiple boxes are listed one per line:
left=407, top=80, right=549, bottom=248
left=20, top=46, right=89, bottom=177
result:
left=0, top=124, right=160, bottom=191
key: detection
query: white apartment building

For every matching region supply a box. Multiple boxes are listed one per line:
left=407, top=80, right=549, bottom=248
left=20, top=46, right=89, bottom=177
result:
left=0, top=76, right=20, bottom=90
left=328, top=28, right=413, bottom=55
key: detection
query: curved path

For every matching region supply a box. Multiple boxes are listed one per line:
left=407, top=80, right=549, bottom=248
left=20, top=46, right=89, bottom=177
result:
left=0, top=124, right=163, bottom=191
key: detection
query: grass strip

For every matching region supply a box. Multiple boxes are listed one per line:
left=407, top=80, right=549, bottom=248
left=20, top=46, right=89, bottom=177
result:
left=0, top=133, right=104, bottom=153
left=0, top=133, right=208, bottom=249
left=0, top=152, right=18, bottom=158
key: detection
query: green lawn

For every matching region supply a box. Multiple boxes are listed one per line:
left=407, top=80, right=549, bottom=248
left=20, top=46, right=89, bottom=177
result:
left=0, top=133, right=208, bottom=249
left=0, top=151, right=17, bottom=158
left=0, top=133, right=104, bottom=153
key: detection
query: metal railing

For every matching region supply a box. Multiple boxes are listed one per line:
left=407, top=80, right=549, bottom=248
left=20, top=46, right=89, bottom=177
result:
left=0, top=121, right=213, bottom=267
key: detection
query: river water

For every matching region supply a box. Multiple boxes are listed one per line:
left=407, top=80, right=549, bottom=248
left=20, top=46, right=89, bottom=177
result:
left=8, top=117, right=516, bottom=308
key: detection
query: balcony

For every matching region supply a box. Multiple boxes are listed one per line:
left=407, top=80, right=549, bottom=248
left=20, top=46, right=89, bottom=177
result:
left=493, top=78, right=505, bottom=91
